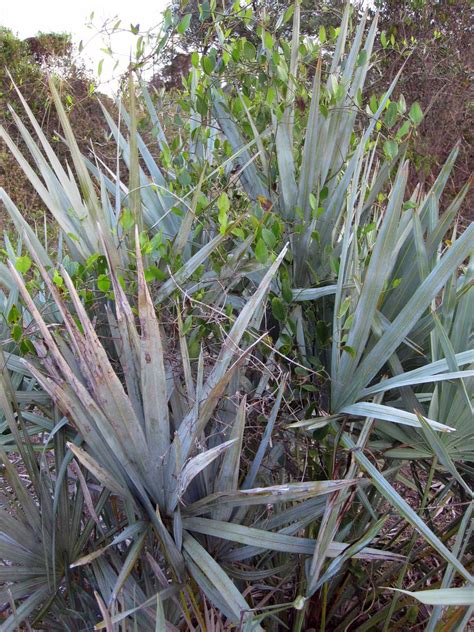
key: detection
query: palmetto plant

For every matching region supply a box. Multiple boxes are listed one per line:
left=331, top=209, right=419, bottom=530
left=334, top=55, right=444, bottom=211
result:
left=0, top=72, right=250, bottom=308
left=0, top=350, right=102, bottom=631
left=208, top=4, right=397, bottom=282
left=189, top=0, right=473, bottom=506
left=370, top=254, right=474, bottom=465
left=198, top=0, right=473, bottom=402
left=204, top=9, right=474, bottom=396
left=169, top=0, right=474, bottom=623
left=1, top=229, right=405, bottom=629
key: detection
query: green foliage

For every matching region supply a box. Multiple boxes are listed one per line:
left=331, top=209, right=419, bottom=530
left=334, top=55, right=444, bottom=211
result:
left=0, top=28, right=115, bottom=235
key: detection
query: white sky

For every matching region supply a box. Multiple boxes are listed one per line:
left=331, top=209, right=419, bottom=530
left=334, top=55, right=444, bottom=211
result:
left=2, top=0, right=170, bottom=93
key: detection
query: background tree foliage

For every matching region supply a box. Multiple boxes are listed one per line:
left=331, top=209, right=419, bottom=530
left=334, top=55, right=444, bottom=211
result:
left=0, top=28, right=113, bottom=231
left=375, top=0, right=473, bottom=220
left=157, top=0, right=347, bottom=88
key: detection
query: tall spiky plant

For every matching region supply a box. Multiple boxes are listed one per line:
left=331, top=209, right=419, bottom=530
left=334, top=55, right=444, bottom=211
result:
left=1, top=225, right=406, bottom=629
